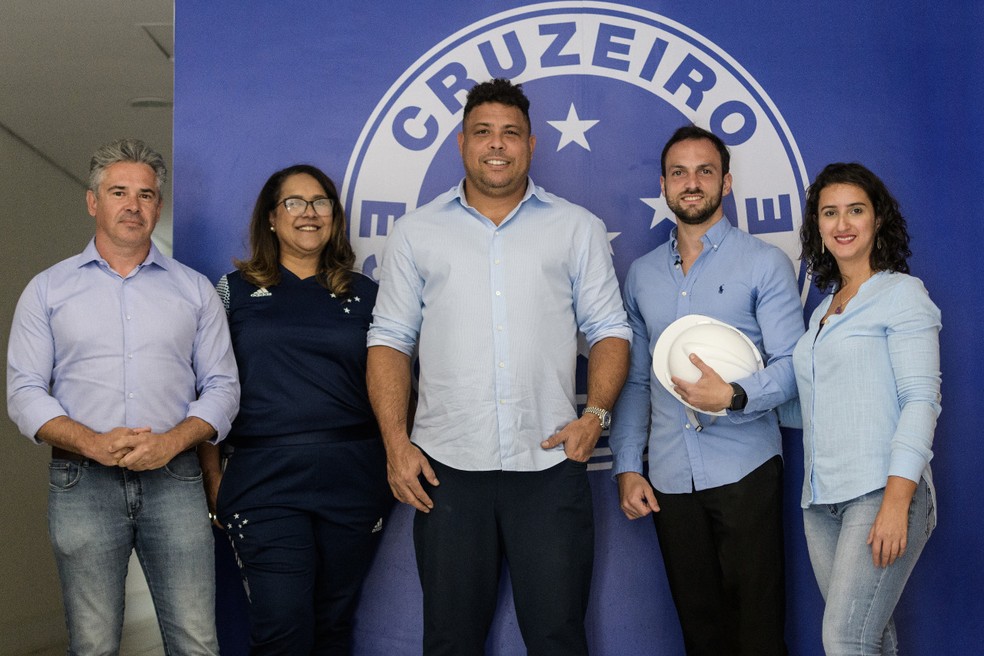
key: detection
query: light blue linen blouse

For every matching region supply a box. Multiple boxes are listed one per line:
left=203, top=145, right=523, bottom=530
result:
left=792, top=271, right=941, bottom=508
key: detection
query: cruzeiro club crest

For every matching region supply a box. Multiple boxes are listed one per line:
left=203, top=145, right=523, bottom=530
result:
left=343, top=1, right=808, bottom=469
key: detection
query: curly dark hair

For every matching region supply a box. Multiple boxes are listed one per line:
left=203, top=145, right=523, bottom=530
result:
left=800, top=162, right=911, bottom=291
left=463, top=78, right=531, bottom=129
left=235, top=164, right=356, bottom=295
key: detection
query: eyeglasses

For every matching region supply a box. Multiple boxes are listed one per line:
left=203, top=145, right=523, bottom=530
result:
left=279, top=197, right=333, bottom=217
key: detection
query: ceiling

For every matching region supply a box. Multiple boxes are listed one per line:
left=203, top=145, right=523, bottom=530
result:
left=0, top=0, right=175, bottom=247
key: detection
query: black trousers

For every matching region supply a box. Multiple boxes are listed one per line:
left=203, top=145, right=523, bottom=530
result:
left=414, top=456, right=594, bottom=656
left=217, top=438, right=393, bottom=655
left=653, top=455, right=788, bottom=656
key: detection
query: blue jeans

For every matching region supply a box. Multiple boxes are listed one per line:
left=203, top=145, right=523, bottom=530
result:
left=803, top=479, right=935, bottom=656
left=48, top=450, right=218, bottom=656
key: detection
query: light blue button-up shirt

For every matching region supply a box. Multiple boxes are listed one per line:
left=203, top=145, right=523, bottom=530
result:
left=610, top=218, right=804, bottom=492
left=7, top=240, right=240, bottom=444
left=792, top=271, right=941, bottom=507
left=368, top=178, right=630, bottom=472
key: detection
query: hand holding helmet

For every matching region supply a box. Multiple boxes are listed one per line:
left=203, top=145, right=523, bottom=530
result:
left=671, top=352, right=734, bottom=413
left=653, top=314, right=764, bottom=417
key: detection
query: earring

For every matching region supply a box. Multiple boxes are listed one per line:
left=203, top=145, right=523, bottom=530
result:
left=270, top=225, right=275, bottom=232
left=876, top=236, right=884, bottom=251
left=821, top=241, right=825, bottom=255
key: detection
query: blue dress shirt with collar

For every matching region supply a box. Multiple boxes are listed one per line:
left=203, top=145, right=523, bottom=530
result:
left=792, top=271, right=941, bottom=508
left=7, top=239, right=240, bottom=444
left=368, top=178, right=631, bottom=472
left=610, top=218, right=804, bottom=493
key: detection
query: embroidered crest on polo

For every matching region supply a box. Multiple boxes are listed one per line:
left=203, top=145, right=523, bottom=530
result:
left=250, top=287, right=272, bottom=298
left=343, top=1, right=808, bottom=299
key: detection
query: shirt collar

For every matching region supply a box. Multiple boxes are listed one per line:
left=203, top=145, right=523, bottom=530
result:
left=77, top=238, right=169, bottom=273
left=452, top=176, right=546, bottom=206
left=669, top=215, right=733, bottom=258
left=450, top=176, right=546, bottom=225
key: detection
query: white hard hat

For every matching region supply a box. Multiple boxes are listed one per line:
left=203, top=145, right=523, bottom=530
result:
left=652, top=314, right=764, bottom=417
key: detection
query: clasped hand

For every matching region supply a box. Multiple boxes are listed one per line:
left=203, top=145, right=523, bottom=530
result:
left=98, top=426, right=178, bottom=471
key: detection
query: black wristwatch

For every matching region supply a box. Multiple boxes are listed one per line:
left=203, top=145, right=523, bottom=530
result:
left=729, top=383, right=748, bottom=412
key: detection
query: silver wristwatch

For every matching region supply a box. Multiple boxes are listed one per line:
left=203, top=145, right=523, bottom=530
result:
left=582, top=406, right=612, bottom=430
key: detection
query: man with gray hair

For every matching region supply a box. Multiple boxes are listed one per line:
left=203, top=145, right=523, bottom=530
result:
left=7, top=138, right=239, bottom=654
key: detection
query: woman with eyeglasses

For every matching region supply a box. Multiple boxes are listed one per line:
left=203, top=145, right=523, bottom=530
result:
left=201, top=164, right=392, bottom=654
left=792, top=162, right=941, bottom=654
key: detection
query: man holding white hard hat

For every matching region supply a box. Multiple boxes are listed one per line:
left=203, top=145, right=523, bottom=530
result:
left=609, top=125, right=804, bottom=655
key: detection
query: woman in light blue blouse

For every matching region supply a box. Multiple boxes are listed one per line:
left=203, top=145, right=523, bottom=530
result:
left=793, top=163, right=941, bottom=655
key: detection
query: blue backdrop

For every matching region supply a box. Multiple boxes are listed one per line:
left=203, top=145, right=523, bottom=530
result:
left=175, top=2, right=984, bottom=653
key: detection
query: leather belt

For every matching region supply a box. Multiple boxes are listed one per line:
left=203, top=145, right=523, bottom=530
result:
left=51, top=446, right=195, bottom=462
left=51, top=446, right=85, bottom=461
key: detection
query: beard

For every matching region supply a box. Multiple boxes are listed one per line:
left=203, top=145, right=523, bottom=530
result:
left=666, top=186, right=723, bottom=225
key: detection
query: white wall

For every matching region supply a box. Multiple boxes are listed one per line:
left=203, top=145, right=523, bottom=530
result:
left=0, top=128, right=163, bottom=655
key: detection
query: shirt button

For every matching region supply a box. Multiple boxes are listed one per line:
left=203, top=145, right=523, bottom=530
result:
left=126, top=315, right=131, bottom=320
left=495, top=291, right=501, bottom=296
left=128, top=393, right=134, bottom=399
left=127, top=353, right=133, bottom=359
left=494, top=259, right=501, bottom=265
left=498, top=361, right=505, bottom=368
left=497, top=325, right=503, bottom=331
left=681, top=291, right=688, bottom=297
left=685, top=423, right=691, bottom=429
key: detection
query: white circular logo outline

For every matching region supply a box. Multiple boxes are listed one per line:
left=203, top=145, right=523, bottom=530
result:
left=344, top=2, right=808, bottom=291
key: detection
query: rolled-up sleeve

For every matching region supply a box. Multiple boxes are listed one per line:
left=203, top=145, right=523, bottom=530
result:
left=572, top=216, right=631, bottom=347
left=367, top=222, right=423, bottom=355
left=187, top=277, right=240, bottom=443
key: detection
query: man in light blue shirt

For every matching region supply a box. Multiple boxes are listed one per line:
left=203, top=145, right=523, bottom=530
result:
left=367, top=79, right=630, bottom=655
left=7, top=139, right=239, bottom=655
left=609, top=125, right=803, bottom=655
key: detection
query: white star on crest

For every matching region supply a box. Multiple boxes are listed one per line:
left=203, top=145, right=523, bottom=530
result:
left=546, top=104, right=599, bottom=151
left=606, top=231, right=621, bottom=256
left=641, top=197, right=674, bottom=228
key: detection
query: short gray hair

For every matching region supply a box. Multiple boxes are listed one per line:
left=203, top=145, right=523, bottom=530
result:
left=88, top=138, right=167, bottom=198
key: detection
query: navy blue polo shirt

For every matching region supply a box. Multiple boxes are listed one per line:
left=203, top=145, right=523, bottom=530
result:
left=220, top=267, right=380, bottom=441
